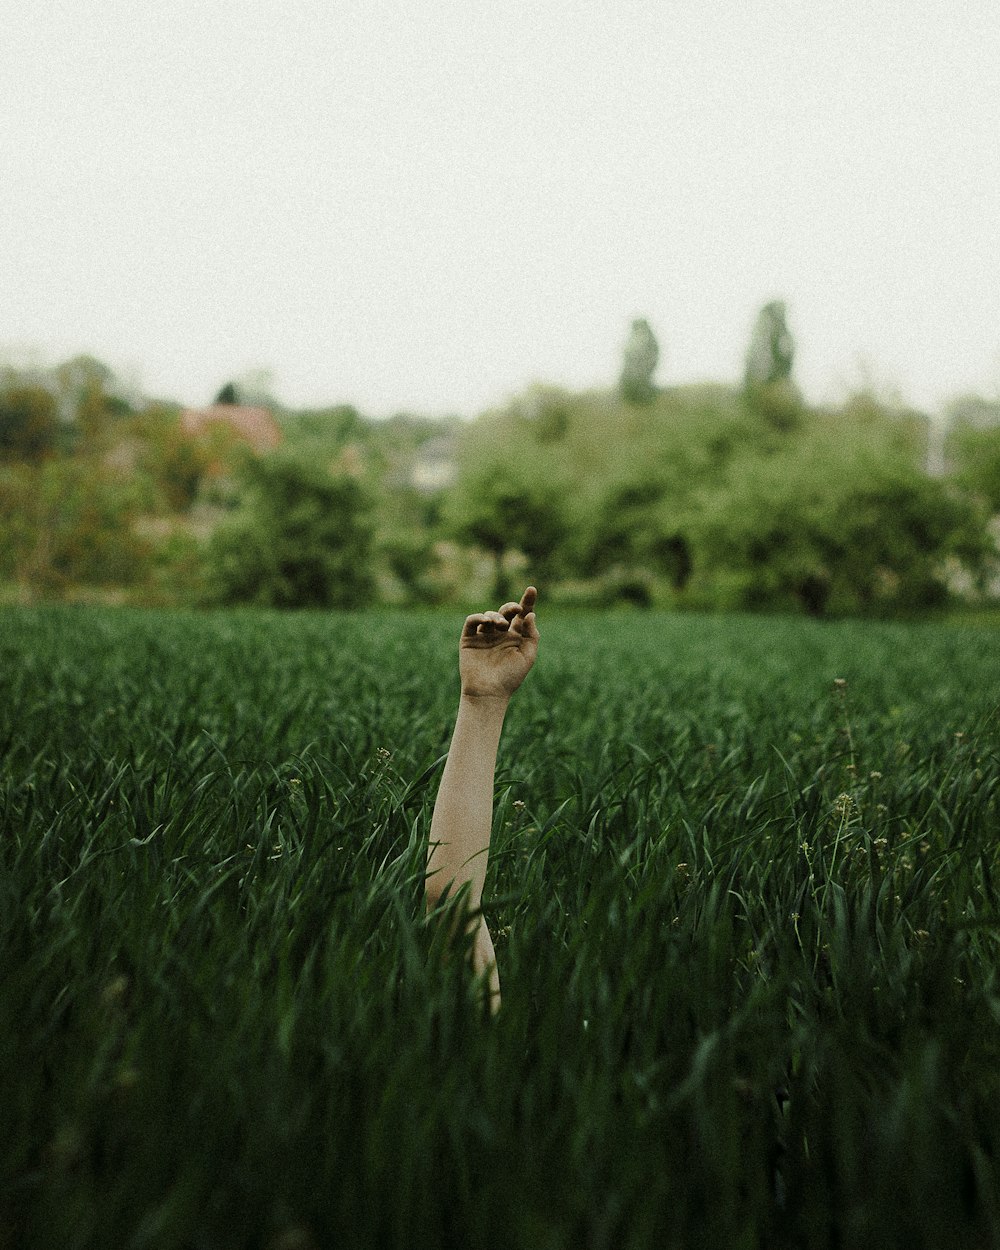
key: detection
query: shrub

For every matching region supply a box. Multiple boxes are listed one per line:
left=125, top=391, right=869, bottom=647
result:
left=205, top=454, right=376, bottom=608
left=0, top=383, right=59, bottom=462
left=0, top=459, right=151, bottom=591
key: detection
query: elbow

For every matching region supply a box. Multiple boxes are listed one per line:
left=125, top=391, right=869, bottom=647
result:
left=424, top=869, right=447, bottom=914
left=425, top=867, right=469, bottom=916
left=424, top=881, right=442, bottom=914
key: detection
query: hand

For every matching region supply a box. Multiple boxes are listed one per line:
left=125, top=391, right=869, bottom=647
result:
left=459, top=586, right=539, bottom=700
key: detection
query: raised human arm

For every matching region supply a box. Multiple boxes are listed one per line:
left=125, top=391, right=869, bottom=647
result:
left=425, top=587, right=539, bottom=1009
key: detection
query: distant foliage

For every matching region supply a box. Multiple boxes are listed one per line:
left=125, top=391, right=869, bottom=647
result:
left=743, top=302, right=800, bottom=432
left=444, top=381, right=995, bottom=614
left=699, top=453, right=989, bottom=615
left=948, top=420, right=1000, bottom=514
left=584, top=475, right=693, bottom=596
left=0, top=347, right=997, bottom=616
left=0, top=459, right=150, bottom=590
left=745, top=300, right=794, bottom=388
left=0, top=384, right=60, bottom=462
left=380, top=530, right=442, bottom=603
left=206, top=455, right=375, bottom=608
left=51, top=355, right=136, bottom=445
left=619, top=318, right=660, bottom=405
left=444, top=431, right=570, bottom=600
left=134, top=406, right=215, bottom=512
left=214, top=381, right=239, bottom=405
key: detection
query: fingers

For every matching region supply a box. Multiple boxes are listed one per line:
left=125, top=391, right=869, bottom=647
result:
left=498, top=586, right=537, bottom=621
left=464, top=587, right=539, bottom=641
left=462, top=611, right=510, bottom=638
left=509, top=611, right=538, bottom=643
left=508, top=586, right=539, bottom=640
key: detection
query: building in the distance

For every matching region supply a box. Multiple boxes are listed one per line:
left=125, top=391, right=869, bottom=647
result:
left=179, top=404, right=282, bottom=454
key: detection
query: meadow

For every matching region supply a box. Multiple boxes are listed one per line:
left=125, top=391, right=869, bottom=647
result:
left=1, top=605, right=999, bottom=1250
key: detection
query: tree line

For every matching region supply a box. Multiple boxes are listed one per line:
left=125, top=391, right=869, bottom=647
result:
left=1, top=308, right=999, bottom=615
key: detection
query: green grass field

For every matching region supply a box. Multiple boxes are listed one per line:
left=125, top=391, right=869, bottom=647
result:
left=2, top=606, right=999, bottom=1250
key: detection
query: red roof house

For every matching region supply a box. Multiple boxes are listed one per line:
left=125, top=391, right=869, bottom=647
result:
left=179, top=405, right=282, bottom=454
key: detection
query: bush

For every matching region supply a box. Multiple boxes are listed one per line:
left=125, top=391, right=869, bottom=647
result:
left=697, top=447, right=989, bottom=616
left=0, top=384, right=59, bottom=462
left=444, top=452, right=570, bottom=601
left=0, top=459, right=151, bottom=592
left=948, top=421, right=1000, bottom=514
left=205, top=455, right=375, bottom=608
left=619, top=318, right=660, bottom=405
left=134, top=407, right=215, bottom=512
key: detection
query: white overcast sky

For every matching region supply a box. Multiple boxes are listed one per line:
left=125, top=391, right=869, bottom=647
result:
left=2, top=1, right=999, bottom=417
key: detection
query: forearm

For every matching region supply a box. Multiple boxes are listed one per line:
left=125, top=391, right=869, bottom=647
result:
left=426, top=693, right=508, bottom=913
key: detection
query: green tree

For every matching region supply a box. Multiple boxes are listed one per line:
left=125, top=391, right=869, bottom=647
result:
left=50, top=355, right=133, bottom=446
left=134, top=406, right=214, bottom=512
left=0, top=384, right=59, bottom=461
left=444, top=459, right=568, bottom=601
left=744, top=301, right=800, bottom=431
left=619, top=318, right=660, bottom=405
left=214, top=382, right=239, bottom=405
left=581, top=476, right=693, bottom=604
left=744, top=301, right=794, bottom=387
left=206, top=455, right=375, bottom=608
left=380, top=530, right=442, bottom=603
left=947, top=416, right=1000, bottom=513
left=0, top=459, right=150, bottom=591
left=697, top=439, right=990, bottom=616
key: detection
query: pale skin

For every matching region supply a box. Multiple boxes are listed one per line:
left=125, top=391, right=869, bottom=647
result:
left=425, top=586, right=539, bottom=1011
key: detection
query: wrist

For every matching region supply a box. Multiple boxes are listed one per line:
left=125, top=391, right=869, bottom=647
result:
left=459, top=689, right=510, bottom=712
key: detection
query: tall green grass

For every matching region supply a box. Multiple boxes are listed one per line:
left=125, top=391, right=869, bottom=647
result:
left=1, top=606, right=998, bottom=1249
